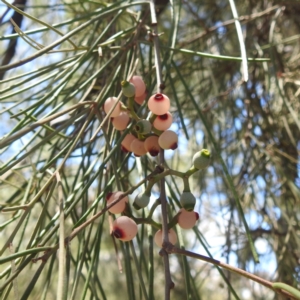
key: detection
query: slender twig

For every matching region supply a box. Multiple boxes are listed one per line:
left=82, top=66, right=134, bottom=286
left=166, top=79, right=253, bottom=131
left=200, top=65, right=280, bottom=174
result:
left=56, top=172, right=65, bottom=300
left=166, top=245, right=299, bottom=300
left=65, top=176, right=149, bottom=244
left=228, top=0, right=248, bottom=82
left=0, top=1, right=149, bottom=72
left=147, top=224, right=154, bottom=299
left=0, top=101, right=96, bottom=149
left=8, top=243, right=19, bottom=299
left=182, top=3, right=280, bottom=45
left=149, top=1, right=163, bottom=92
left=0, top=174, right=151, bottom=276
left=157, top=45, right=270, bottom=62
left=0, top=246, right=53, bottom=265
left=0, top=174, right=55, bottom=257
left=1, top=0, right=77, bottom=48
left=129, top=242, right=149, bottom=300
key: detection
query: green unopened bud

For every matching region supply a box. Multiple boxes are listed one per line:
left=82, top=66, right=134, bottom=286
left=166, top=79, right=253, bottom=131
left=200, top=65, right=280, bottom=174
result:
left=192, top=149, right=211, bottom=170
left=121, top=80, right=136, bottom=98
left=133, top=193, right=150, bottom=210
left=180, top=192, right=196, bottom=211
left=135, top=120, right=152, bottom=134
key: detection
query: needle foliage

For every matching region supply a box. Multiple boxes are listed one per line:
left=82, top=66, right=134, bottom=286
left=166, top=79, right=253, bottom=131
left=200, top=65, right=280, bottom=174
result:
left=0, top=1, right=300, bottom=299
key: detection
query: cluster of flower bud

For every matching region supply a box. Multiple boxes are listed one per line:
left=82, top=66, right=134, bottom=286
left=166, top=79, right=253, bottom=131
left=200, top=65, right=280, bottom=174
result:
left=106, top=191, right=200, bottom=244
left=103, top=76, right=178, bottom=157
left=105, top=149, right=211, bottom=243
left=104, top=150, right=211, bottom=243
left=102, top=75, right=211, bottom=245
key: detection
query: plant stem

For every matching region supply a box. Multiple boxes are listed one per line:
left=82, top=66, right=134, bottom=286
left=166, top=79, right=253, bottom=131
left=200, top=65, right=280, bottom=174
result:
left=56, top=172, right=66, bottom=300
left=168, top=245, right=299, bottom=300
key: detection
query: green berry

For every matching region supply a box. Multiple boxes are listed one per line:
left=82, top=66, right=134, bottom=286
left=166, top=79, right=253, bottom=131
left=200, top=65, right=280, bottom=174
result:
left=133, top=193, right=150, bottom=210
left=135, top=119, right=152, bottom=134
left=121, top=80, right=136, bottom=98
left=192, top=149, right=211, bottom=170
left=180, top=192, right=196, bottom=211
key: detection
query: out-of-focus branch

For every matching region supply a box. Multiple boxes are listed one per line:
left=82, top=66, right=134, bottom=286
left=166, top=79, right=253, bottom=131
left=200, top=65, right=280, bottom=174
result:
left=0, top=0, right=27, bottom=80
left=181, top=3, right=281, bottom=46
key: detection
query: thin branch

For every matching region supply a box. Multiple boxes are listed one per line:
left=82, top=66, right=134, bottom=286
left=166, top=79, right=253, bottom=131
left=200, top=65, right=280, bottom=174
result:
left=0, top=101, right=96, bottom=149
left=228, top=0, right=248, bottom=82
left=182, top=4, right=281, bottom=45
left=56, top=172, right=65, bottom=300
left=166, top=245, right=299, bottom=300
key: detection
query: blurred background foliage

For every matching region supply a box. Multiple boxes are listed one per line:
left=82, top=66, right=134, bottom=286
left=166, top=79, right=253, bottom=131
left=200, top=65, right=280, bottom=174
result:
left=0, top=0, right=300, bottom=299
